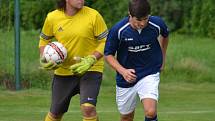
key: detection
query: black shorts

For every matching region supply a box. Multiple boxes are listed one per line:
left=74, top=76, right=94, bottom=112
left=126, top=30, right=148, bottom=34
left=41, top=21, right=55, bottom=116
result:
left=50, top=71, right=102, bottom=115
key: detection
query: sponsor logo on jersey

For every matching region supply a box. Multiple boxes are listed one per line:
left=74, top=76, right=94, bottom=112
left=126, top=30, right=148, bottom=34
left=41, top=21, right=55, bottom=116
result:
left=128, top=44, right=151, bottom=52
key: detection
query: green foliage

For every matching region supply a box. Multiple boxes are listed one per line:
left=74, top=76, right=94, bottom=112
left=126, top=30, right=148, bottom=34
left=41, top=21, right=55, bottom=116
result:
left=20, top=0, right=55, bottom=30
left=1, top=0, right=215, bottom=38
left=203, top=0, right=215, bottom=38
left=0, top=0, right=13, bottom=30
left=178, top=0, right=215, bottom=38
left=92, top=0, right=128, bottom=28
left=0, top=0, right=55, bottom=30
left=92, top=0, right=215, bottom=38
left=150, top=0, right=184, bottom=31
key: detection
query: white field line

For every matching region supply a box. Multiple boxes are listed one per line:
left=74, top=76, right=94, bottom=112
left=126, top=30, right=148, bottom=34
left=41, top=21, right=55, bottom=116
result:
left=0, top=109, right=214, bottom=114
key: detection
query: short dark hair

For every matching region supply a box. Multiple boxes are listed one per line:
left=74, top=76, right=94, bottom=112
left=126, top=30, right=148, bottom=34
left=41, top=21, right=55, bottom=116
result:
left=57, top=0, right=66, bottom=11
left=129, top=0, right=151, bottom=19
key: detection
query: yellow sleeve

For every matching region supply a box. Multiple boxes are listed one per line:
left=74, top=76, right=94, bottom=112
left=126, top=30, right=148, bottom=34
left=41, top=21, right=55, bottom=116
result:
left=93, top=13, right=108, bottom=54
left=95, top=38, right=105, bottom=54
left=39, top=15, right=53, bottom=48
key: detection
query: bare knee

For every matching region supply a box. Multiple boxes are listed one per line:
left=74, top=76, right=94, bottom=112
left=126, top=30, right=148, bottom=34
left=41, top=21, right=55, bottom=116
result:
left=142, top=99, right=157, bottom=118
left=81, top=103, right=97, bottom=117
left=145, top=108, right=157, bottom=118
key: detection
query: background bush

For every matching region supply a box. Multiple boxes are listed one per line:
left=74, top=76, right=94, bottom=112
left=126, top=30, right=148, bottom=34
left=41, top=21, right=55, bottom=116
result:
left=1, top=0, right=215, bottom=38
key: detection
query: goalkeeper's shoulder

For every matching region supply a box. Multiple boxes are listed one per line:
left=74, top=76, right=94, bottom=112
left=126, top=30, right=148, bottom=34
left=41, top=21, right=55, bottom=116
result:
left=46, top=9, right=65, bottom=21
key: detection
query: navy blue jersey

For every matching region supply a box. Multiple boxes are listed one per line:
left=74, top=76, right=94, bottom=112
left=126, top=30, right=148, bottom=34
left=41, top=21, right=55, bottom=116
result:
left=104, top=16, right=169, bottom=88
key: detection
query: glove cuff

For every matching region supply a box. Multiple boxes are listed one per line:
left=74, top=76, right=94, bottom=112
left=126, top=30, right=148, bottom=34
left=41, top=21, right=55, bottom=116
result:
left=89, top=55, right=97, bottom=61
left=87, top=55, right=97, bottom=65
left=40, top=56, right=47, bottom=64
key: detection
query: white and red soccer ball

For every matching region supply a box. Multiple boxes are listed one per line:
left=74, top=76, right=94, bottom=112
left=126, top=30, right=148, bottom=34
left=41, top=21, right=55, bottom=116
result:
left=43, top=42, right=67, bottom=64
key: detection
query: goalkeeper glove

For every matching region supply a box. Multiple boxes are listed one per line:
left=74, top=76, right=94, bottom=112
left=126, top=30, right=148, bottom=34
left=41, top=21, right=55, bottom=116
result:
left=69, top=55, right=97, bottom=74
left=39, top=56, right=59, bottom=70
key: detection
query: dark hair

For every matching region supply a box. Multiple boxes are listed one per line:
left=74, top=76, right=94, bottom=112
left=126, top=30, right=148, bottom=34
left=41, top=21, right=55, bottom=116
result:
left=129, top=0, right=151, bottom=19
left=57, top=0, right=66, bottom=11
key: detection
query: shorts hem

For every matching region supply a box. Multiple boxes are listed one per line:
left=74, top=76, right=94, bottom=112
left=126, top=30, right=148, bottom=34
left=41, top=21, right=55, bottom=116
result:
left=140, top=95, right=158, bottom=101
left=119, top=109, right=135, bottom=115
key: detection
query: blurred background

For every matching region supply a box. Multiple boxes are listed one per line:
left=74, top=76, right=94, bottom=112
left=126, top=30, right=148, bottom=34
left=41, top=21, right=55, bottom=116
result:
left=0, top=0, right=215, bottom=89
left=0, top=0, right=215, bottom=120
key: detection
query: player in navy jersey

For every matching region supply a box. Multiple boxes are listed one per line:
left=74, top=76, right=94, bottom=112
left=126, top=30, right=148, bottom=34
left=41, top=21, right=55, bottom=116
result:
left=104, top=0, right=169, bottom=121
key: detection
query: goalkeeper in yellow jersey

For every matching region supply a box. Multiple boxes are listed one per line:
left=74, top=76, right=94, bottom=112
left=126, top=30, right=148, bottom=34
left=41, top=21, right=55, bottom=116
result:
left=39, top=0, right=108, bottom=121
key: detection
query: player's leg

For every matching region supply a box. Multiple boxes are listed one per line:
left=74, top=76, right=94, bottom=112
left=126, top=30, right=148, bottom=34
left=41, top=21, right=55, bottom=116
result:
left=116, top=85, right=137, bottom=121
left=136, top=72, right=160, bottom=121
left=120, top=111, right=135, bottom=121
left=80, top=71, right=102, bottom=121
left=142, top=99, right=158, bottom=121
left=45, top=75, right=80, bottom=121
left=44, top=112, right=62, bottom=121
left=81, top=103, right=98, bottom=121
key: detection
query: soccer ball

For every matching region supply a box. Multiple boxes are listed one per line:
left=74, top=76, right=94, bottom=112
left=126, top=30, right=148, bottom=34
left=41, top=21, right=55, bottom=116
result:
left=43, top=42, right=67, bottom=64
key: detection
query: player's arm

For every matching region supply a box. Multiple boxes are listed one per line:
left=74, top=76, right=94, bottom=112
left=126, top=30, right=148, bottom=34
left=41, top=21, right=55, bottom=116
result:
left=92, top=51, right=103, bottom=60
left=92, top=12, right=108, bottom=60
left=39, top=14, right=53, bottom=47
left=159, top=36, right=168, bottom=71
left=39, top=46, right=45, bottom=56
left=93, top=12, right=108, bottom=59
left=38, top=14, right=58, bottom=70
left=39, top=15, right=53, bottom=55
left=157, top=16, right=169, bottom=71
left=104, top=26, right=136, bottom=83
left=105, top=55, right=137, bottom=83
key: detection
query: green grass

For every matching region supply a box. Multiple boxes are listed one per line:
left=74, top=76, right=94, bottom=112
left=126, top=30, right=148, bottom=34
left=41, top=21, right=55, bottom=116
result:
left=0, top=82, right=215, bottom=121
left=161, top=34, right=215, bottom=83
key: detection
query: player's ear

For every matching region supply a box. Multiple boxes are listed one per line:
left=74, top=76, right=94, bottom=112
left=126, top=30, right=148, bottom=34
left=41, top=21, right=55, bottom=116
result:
left=128, top=12, right=133, bottom=18
left=128, top=11, right=131, bottom=16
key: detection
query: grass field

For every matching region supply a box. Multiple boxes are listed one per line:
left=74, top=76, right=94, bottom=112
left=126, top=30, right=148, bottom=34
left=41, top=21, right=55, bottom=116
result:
left=0, top=82, right=215, bottom=121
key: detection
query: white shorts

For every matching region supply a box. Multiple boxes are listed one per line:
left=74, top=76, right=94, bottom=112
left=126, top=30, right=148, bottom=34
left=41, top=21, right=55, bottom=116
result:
left=116, top=72, right=160, bottom=115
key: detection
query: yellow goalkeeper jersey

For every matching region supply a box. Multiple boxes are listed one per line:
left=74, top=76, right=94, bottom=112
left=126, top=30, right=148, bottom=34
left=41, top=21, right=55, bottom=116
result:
left=39, top=6, right=108, bottom=76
